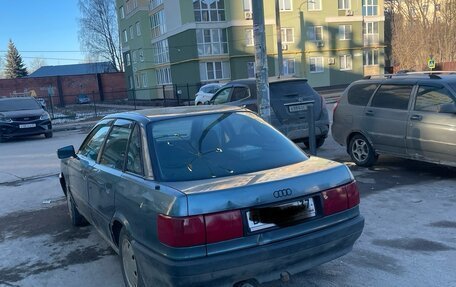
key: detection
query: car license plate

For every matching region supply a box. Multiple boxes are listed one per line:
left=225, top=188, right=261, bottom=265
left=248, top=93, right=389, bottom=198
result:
left=288, top=104, right=307, bottom=113
left=246, top=198, right=316, bottom=232
left=19, top=123, right=36, bottom=129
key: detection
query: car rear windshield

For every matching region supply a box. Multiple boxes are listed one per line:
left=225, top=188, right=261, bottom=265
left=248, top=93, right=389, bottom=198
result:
left=150, top=112, right=307, bottom=181
left=269, top=80, right=316, bottom=98
left=0, top=98, right=41, bottom=112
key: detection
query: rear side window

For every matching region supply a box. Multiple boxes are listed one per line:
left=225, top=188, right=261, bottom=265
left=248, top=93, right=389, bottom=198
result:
left=100, top=120, right=133, bottom=170
left=347, top=83, right=378, bottom=106
left=125, top=125, right=144, bottom=175
left=231, top=87, right=249, bottom=101
left=370, top=84, right=413, bottom=110
left=415, top=85, right=455, bottom=113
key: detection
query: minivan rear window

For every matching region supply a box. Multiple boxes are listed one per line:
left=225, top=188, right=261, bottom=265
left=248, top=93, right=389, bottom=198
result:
left=347, top=84, right=378, bottom=106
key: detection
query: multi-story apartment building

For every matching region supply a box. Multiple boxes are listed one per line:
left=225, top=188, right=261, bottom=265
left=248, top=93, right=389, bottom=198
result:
left=116, top=0, right=385, bottom=100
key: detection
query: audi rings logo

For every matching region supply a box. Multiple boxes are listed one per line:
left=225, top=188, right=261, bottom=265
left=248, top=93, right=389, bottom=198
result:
left=273, top=188, right=293, bottom=198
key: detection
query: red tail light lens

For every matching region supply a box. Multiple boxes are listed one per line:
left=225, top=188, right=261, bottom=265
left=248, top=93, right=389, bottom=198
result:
left=157, top=210, right=244, bottom=247
left=205, top=210, right=243, bottom=244
left=323, top=181, right=360, bottom=216
left=157, top=214, right=206, bottom=247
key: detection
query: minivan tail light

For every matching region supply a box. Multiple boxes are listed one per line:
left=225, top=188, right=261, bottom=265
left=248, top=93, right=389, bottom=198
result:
left=158, top=210, right=244, bottom=247
left=157, top=214, right=206, bottom=247
left=205, top=210, right=243, bottom=244
left=323, top=181, right=360, bottom=215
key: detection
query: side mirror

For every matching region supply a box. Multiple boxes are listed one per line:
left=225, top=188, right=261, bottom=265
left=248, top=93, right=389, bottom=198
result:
left=57, top=145, right=77, bottom=159
left=439, top=103, right=456, bottom=114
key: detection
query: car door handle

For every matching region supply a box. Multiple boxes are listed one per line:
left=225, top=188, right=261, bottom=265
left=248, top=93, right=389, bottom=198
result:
left=410, top=115, right=423, bottom=121
left=365, top=110, right=374, bottom=116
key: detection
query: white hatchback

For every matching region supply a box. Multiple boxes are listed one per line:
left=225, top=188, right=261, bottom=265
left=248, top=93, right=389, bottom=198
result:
left=194, top=83, right=223, bottom=105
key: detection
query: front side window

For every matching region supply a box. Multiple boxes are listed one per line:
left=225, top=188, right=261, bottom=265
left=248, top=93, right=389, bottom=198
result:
left=196, top=28, right=228, bottom=56
left=79, top=121, right=112, bottom=161
left=364, top=49, right=378, bottom=66
left=371, top=85, right=413, bottom=110
left=193, top=0, right=225, bottom=22
left=281, top=28, right=294, bottom=43
left=363, top=0, right=378, bottom=16
left=309, top=57, right=324, bottom=73
left=415, top=86, right=455, bottom=113
left=339, top=25, right=352, bottom=40
left=100, top=120, right=133, bottom=170
left=212, top=88, right=232, bottom=104
left=308, top=0, right=321, bottom=11
left=347, top=83, right=378, bottom=106
left=340, top=54, right=352, bottom=70
left=308, top=26, right=323, bottom=41
left=150, top=112, right=307, bottom=181
left=126, top=125, right=144, bottom=175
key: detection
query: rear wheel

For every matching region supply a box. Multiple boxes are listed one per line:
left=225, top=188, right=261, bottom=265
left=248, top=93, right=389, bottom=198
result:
left=119, top=228, right=144, bottom=287
left=45, top=131, right=53, bottom=138
left=348, top=134, right=378, bottom=167
left=303, top=137, right=326, bottom=149
left=66, top=192, right=88, bottom=226
left=196, top=102, right=203, bottom=105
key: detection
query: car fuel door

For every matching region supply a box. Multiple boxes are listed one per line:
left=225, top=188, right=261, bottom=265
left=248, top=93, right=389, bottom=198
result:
left=406, top=84, right=456, bottom=164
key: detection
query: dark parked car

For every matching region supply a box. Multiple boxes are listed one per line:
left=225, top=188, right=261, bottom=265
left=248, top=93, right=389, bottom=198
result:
left=0, top=96, right=52, bottom=142
left=209, top=77, right=330, bottom=148
left=57, top=105, right=363, bottom=287
left=332, top=73, right=456, bottom=167
left=76, top=94, right=91, bottom=104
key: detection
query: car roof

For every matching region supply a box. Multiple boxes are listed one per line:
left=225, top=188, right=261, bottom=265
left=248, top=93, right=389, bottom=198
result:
left=357, top=74, right=456, bottom=85
left=104, top=105, right=246, bottom=125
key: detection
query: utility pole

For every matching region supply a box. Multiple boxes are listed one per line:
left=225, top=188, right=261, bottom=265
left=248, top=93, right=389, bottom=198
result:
left=275, top=0, right=283, bottom=77
left=252, top=0, right=271, bottom=123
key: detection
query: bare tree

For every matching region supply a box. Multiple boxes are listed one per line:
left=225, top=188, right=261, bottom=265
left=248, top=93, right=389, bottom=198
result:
left=29, top=57, right=48, bottom=74
left=78, top=0, right=124, bottom=72
left=387, top=0, right=456, bottom=71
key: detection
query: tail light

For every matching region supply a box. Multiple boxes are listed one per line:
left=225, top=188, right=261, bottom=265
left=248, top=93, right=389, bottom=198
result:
left=157, top=210, right=243, bottom=247
left=323, top=181, right=360, bottom=216
left=333, top=97, right=341, bottom=115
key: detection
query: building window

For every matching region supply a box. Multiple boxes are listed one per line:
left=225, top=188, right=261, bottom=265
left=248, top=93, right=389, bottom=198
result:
left=364, top=50, right=379, bottom=66
left=245, top=28, right=254, bottom=46
left=340, top=54, right=352, bottom=70
left=339, top=25, right=352, bottom=40
left=363, top=0, right=378, bottom=16
left=141, top=73, right=148, bottom=88
left=123, top=30, right=128, bottom=43
left=156, top=67, right=172, bottom=84
left=196, top=28, right=228, bottom=56
left=309, top=57, right=324, bottom=73
left=125, top=0, right=138, bottom=13
left=364, top=22, right=379, bottom=45
left=308, top=0, right=321, bottom=11
left=152, top=39, right=169, bottom=64
left=279, top=0, right=292, bottom=11
left=281, top=28, right=294, bottom=43
left=132, top=50, right=138, bottom=63
left=283, top=59, right=295, bottom=75
left=139, top=49, right=144, bottom=62
left=150, top=0, right=164, bottom=9
left=247, top=62, right=255, bottom=78
left=193, top=0, right=225, bottom=22
left=338, top=0, right=350, bottom=10
left=135, top=73, right=141, bottom=89
left=120, top=6, right=125, bottom=19
left=199, top=61, right=230, bottom=81
left=307, top=26, right=323, bottom=41
left=129, top=26, right=134, bottom=40
left=150, top=10, right=166, bottom=38
left=129, top=76, right=134, bottom=89
left=136, top=22, right=141, bottom=36
left=125, top=53, right=131, bottom=66
left=243, top=0, right=252, bottom=11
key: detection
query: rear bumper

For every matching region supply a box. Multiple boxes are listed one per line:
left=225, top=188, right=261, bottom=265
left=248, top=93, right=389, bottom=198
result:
left=133, top=214, right=364, bottom=287
left=0, top=120, right=52, bottom=139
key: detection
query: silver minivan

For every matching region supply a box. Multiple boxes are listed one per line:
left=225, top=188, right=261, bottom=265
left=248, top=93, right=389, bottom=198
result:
left=332, top=74, right=456, bottom=167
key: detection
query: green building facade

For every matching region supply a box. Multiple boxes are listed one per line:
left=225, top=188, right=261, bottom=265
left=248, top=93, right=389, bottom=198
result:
left=116, top=0, right=385, bottom=100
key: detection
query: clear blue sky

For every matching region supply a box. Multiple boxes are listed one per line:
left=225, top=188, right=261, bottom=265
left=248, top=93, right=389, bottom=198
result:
left=0, top=0, right=85, bottom=68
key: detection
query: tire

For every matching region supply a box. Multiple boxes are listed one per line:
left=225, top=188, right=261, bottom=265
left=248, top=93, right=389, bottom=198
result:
left=348, top=134, right=378, bottom=167
left=303, top=137, right=326, bottom=149
left=45, top=131, right=53, bottom=138
left=66, top=192, right=88, bottom=226
left=119, top=228, right=144, bottom=287
left=196, top=102, right=203, bottom=105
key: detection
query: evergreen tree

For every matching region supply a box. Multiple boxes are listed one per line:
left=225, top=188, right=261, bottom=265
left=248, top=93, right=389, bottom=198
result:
left=4, top=39, right=28, bottom=78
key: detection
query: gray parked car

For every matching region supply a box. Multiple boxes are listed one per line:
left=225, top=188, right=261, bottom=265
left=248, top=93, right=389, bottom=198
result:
left=332, top=73, right=456, bottom=167
left=209, top=77, right=330, bottom=148
left=57, top=105, right=363, bottom=287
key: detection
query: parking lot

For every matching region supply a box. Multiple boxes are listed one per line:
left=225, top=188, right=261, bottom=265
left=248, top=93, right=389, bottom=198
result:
left=1, top=114, right=456, bottom=287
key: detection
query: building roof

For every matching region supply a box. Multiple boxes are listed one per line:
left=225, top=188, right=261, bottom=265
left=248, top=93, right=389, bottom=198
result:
left=28, top=62, right=117, bottom=78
